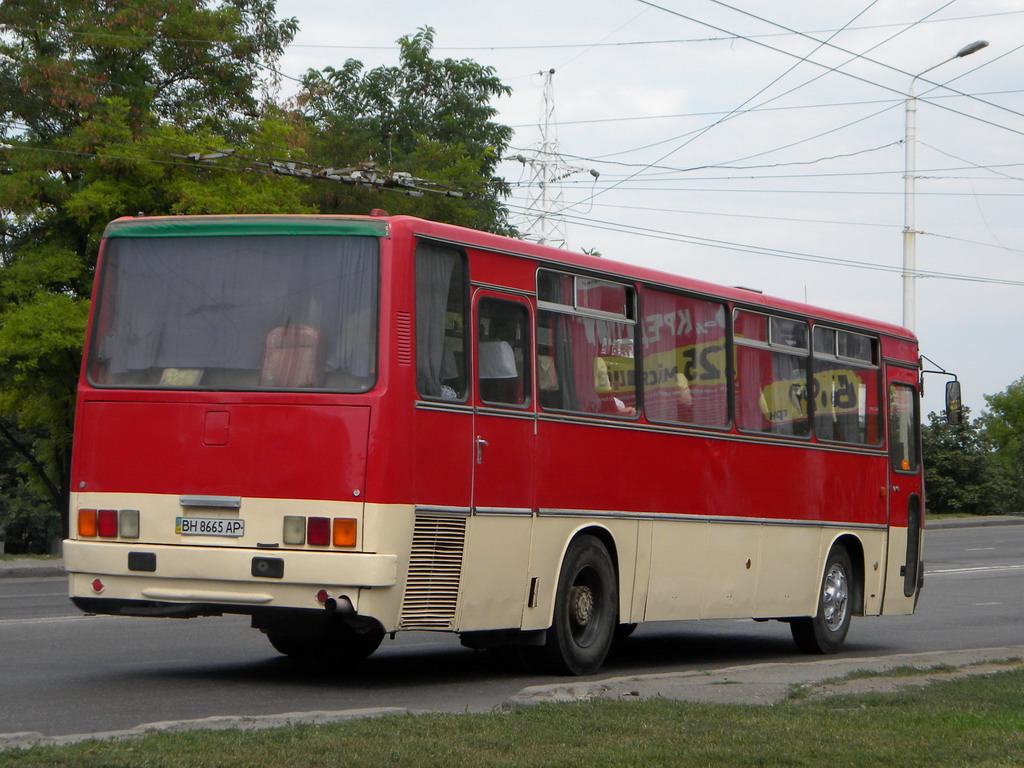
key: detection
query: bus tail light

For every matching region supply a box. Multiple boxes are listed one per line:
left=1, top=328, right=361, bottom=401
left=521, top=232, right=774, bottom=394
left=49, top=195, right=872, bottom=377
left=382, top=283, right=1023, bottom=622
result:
left=307, top=517, right=330, bottom=546
left=78, top=509, right=98, bottom=537
left=333, top=518, right=357, bottom=547
left=283, top=516, right=305, bottom=545
left=119, top=509, right=140, bottom=539
left=97, top=509, right=118, bottom=538
left=78, top=508, right=139, bottom=538
left=284, top=516, right=357, bottom=547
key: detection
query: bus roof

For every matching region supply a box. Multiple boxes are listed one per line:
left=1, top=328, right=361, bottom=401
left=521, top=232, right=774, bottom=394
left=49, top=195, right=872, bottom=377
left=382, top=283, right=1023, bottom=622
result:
left=101, top=213, right=915, bottom=343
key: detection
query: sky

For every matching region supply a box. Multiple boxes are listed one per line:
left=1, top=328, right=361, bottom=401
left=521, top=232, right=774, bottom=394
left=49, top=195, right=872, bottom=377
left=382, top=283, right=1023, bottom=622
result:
left=274, top=0, right=1024, bottom=419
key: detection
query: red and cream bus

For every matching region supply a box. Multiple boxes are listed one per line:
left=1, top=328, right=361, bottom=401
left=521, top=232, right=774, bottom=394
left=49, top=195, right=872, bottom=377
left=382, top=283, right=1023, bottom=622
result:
left=65, top=213, right=927, bottom=675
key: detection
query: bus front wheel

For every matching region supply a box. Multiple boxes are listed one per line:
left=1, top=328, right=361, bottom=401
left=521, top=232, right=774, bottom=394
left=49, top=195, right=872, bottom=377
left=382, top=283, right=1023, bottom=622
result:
left=540, top=534, right=618, bottom=675
left=791, top=546, right=853, bottom=654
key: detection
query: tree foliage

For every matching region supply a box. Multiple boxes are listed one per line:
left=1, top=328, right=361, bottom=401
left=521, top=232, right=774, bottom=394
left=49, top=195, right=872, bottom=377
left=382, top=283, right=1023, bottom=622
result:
left=296, top=27, right=515, bottom=233
left=0, top=5, right=515, bottom=549
left=922, top=407, right=1015, bottom=517
left=981, top=376, right=1024, bottom=512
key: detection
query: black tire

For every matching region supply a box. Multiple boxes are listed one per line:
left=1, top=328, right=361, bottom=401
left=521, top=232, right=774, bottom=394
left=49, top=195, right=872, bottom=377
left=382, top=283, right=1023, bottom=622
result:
left=268, top=626, right=384, bottom=661
left=540, top=534, right=618, bottom=675
left=791, top=546, right=853, bottom=654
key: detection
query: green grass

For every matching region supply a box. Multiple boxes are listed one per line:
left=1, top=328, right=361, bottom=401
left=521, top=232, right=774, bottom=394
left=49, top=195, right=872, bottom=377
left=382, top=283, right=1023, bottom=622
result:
left=4, top=663, right=1024, bottom=768
left=0, top=553, right=59, bottom=562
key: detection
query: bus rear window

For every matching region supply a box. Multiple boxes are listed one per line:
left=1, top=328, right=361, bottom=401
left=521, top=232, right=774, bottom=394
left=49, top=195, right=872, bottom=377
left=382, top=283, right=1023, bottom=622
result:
left=88, top=235, right=379, bottom=392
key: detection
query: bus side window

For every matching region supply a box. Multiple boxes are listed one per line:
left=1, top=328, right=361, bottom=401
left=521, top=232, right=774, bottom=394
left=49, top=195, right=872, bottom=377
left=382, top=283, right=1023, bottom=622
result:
left=734, top=312, right=811, bottom=437
left=416, top=243, right=467, bottom=401
left=477, top=298, right=530, bottom=407
left=889, top=384, right=920, bottom=472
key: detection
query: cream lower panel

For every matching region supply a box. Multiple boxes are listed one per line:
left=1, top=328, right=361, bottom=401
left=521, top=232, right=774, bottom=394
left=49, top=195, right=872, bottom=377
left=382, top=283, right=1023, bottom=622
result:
left=67, top=551, right=395, bottom=615
left=642, top=518, right=764, bottom=621
left=357, top=504, right=417, bottom=631
left=65, top=539, right=395, bottom=589
left=455, top=513, right=533, bottom=632
left=881, top=526, right=918, bottom=616
left=753, top=525, right=826, bottom=620
left=643, top=520, right=890, bottom=623
left=519, top=516, right=640, bottom=633
left=838, top=528, right=888, bottom=617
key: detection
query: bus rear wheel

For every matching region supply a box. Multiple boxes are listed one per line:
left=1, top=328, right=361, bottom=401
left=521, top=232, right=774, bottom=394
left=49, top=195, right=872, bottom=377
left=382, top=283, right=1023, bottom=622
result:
left=540, top=534, right=618, bottom=676
left=791, top=546, right=853, bottom=654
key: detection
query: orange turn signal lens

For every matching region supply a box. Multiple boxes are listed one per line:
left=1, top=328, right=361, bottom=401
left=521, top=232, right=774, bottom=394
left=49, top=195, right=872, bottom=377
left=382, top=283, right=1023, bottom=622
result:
left=78, top=508, right=98, bottom=538
left=332, top=518, right=357, bottom=547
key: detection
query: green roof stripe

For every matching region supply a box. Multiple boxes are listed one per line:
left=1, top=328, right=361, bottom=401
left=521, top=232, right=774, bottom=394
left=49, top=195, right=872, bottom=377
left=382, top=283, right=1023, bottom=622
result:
left=102, top=216, right=388, bottom=239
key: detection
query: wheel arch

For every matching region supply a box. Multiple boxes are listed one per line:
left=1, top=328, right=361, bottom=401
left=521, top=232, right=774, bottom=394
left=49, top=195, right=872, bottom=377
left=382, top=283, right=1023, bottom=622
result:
left=536, top=524, right=621, bottom=628
left=827, top=533, right=866, bottom=618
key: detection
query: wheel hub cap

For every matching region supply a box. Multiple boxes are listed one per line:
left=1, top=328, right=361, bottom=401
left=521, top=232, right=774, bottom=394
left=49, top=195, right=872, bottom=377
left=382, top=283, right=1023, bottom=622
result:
left=822, top=565, right=849, bottom=631
left=570, top=585, right=594, bottom=628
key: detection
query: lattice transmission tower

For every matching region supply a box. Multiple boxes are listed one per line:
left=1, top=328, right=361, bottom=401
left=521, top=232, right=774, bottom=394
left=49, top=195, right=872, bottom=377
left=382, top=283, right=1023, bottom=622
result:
left=515, top=69, right=597, bottom=249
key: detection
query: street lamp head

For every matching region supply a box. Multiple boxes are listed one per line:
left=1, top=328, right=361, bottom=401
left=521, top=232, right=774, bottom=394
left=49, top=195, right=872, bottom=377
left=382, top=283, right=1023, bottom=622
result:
left=956, top=40, right=989, bottom=58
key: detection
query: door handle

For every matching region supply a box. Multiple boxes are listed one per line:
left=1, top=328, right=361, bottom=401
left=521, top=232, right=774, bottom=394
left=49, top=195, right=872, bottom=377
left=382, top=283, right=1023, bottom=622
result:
left=476, top=436, right=489, bottom=465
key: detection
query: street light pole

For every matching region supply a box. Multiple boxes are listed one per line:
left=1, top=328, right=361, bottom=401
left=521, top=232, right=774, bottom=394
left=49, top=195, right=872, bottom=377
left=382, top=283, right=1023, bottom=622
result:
left=902, top=40, right=988, bottom=332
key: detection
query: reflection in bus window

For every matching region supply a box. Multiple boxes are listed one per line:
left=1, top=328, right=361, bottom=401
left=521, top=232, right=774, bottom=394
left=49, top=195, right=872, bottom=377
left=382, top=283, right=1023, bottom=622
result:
left=889, top=384, right=920, bottom=472
left=812, top=326, right=881, bottom=445
left=735, top=311, right=810, bottom=437
left=416, top=243, right=467, bottom=400
left=641, top=289, right=728, bottom=427
left=538, top=312, right=636, bottom=416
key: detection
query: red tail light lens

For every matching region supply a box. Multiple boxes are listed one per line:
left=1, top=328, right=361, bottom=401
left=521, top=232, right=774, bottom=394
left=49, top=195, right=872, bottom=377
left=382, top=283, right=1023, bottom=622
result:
left=307, top=517, right=330, bottom=546
left=97, top=509, right=119, bottom=538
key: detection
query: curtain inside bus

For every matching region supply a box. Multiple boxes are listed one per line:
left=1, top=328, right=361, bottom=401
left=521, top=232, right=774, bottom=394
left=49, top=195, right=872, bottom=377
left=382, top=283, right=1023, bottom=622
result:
left=90, top=235, right=378, bottom=391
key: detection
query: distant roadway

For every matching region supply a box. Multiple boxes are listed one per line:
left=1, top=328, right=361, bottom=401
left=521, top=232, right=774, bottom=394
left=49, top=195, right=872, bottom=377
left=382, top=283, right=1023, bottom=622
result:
left=1, top=523, right=1022, bottom=739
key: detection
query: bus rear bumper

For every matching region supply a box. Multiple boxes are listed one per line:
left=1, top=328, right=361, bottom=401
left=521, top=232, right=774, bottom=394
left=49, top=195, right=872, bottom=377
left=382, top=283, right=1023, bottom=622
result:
left=63, top=539, right=398, bottom=616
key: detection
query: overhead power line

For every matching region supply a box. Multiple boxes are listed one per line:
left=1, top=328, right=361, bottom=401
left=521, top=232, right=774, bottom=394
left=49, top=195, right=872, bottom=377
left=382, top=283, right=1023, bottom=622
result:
left=500, top=203, right=1024, bottom=287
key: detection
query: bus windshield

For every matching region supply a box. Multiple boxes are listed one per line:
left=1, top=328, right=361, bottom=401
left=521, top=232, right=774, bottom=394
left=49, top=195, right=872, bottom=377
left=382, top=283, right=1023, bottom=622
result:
left=88, top=234, right=379, bottom=392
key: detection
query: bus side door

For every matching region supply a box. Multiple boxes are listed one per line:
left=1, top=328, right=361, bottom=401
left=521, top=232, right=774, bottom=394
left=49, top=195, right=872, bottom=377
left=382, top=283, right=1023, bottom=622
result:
left=882, top=365, right=924, bottom=613
left=456, top=290, right=536, bottom=631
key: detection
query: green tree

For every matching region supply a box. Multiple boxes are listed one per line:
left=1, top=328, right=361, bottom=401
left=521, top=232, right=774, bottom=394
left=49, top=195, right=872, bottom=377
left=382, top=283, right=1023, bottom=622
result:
left=297, top=27, right=515, bottom=233
left=981, top=376, right=1024, bottom=512
left=0, top=7, right=516, bottom=549
left=922, top=407, right=1014, bottom=516
left=0, top=0, right=302, bottom=544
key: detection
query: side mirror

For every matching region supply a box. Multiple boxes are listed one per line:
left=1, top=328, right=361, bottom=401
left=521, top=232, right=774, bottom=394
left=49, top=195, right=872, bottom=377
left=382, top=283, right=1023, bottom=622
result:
left=945, top=380, right=962, bottom=425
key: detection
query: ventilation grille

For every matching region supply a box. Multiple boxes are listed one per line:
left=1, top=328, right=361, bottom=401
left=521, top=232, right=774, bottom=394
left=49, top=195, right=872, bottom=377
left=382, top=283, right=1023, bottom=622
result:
left=398, top=512, right=467, bottom=630
left=396, top=311, right=413, bottom=366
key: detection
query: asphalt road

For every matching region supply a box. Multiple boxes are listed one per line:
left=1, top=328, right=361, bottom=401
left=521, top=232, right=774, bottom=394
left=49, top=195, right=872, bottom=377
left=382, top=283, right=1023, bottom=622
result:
left=1, top=523, right=1021, bottom=739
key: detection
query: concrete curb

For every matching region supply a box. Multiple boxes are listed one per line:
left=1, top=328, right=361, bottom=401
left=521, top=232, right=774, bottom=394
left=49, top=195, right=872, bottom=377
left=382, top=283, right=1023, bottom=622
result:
left=503, top=646, right=1024, bottom=709
left=0, top=707, right=410, bottom=751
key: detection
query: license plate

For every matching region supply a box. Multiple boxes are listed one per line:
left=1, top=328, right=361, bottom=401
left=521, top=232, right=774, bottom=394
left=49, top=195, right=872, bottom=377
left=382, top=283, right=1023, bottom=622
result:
left=176, top=516, right=245, bottom=537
